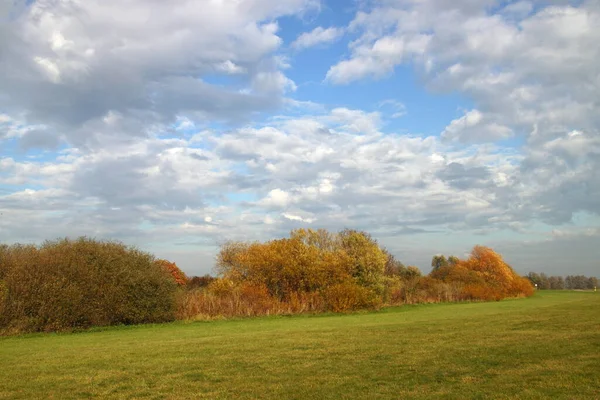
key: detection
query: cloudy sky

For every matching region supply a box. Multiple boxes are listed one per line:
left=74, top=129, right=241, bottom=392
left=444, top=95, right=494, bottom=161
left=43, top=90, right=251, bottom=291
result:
left=1, top=0, right=599, bottom=276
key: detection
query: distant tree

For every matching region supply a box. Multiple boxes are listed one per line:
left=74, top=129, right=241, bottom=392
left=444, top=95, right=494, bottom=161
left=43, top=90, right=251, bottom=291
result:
left=565, top=275, right=573, bottom=289
left=587, top=276, right=599, bottom=290
left=539, top=273, right=551, bottom=290
left=565, top=275, right=589, bottom=290
left=448, top=256, right=460, bottom=267
left=527, top=272, right=541, bottom=287
left=548, top=276, right=565, bottom=290
left=431, top=255, right=449, bottom=270
left=577, top=275, right=588, bottom=289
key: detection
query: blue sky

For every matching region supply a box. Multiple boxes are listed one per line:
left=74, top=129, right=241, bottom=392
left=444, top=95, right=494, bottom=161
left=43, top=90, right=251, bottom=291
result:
left=1, top=0, right=599, bottom=276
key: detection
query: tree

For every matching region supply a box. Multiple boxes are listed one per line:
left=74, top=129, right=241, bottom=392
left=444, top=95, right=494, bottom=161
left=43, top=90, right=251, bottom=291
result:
left=403, top=266, right=422, bottom=279
left=155, top=259, right=188, bottom=286
left=527, top=272, right=541, bottom=287
left=539, top=273, right=551, bottom=290
left=459, top=246, right=533, bottom=298
left=339, top=229, right=387, bottom=293
left=431, top=255, right=448, bottom=270
left=448, top=256, right=459, bottom=266
left=565, top=275, right=588, bottom=289
left=383, top=251, right=406, bottom=277
left=548, top=275, right=565, bottom=290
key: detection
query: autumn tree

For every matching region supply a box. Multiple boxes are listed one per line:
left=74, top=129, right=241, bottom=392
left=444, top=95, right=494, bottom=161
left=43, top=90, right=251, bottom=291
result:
left=383, top=251, right=405, bottom=277
left=338, top=229, right=387, bottom=293
left=448, top=256, right=459, bottom=266
left=458, top=246, right=533, bottom=298
left=155, top=259, right=188, bottom=286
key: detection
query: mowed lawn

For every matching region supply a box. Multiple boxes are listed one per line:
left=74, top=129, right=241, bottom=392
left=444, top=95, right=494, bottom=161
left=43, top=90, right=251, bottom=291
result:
left=1, top=291, right=599, bottom=399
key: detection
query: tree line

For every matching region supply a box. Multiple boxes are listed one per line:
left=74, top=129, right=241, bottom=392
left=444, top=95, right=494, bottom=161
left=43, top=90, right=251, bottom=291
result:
left=525, top=272, right=598, bottom=290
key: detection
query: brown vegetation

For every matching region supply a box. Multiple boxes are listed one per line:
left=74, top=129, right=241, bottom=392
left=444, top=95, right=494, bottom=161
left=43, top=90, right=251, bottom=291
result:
left=0, top=238, right=177, bottom=334
left=0, top=230, right=535, bottom=334
left=177, top=230, right=534, bottom=320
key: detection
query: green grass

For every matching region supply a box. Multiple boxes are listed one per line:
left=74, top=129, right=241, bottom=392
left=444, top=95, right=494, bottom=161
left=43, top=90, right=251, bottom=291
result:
left=1, top=291, right=599, bottom=399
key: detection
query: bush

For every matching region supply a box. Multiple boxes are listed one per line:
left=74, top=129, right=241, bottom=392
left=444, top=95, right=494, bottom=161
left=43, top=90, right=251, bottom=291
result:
left=428, top=247, right=534, bottom=302
left=176, top=282, right=286, bottom=319
left=187, top=274, right=216, bottom=289
left=323, top=282, right=381, bottom=312
left=0, top=238, right=177, bottom=334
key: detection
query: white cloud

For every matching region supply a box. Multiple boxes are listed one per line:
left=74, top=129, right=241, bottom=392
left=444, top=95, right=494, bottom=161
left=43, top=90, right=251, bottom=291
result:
left=327, top=0, right=600, bottom=143
left=252, top=70, right=297, bottom=93
left=328, top=108, right=381, bottom=135
left=1, top=1, right=599, bottom=276
left=216, top=60, right=246, bottom=75
left=0, top=104, right=597, bottom=274
left=292, top=26, right=344, bottom=50
left=442, top=109, right=513, bottom=143
left=282, top=213, right=316, bottom=223
left=500, top=1, right=534, bottom=18
left=326, top=34, right=431, bottom=83
left=33, top=56, right=61, bottom=83
left=0, top=0, right=315, bottom=144
left=260, top=189, right=292, bottom=208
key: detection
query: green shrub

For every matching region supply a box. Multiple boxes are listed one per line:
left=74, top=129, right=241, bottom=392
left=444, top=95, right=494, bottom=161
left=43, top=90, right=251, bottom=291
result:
left=0, top=238, right=177, bottom=334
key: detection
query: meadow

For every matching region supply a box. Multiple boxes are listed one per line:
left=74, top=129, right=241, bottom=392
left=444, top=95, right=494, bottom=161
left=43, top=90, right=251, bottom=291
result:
left=1, top=291, right=598, bottom=399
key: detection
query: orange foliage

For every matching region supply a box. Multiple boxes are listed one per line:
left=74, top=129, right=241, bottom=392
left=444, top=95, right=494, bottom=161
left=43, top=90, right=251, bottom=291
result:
left=429, top=246, right=534, bottom=301
left=155, top=259, right=188, bottom=286
left=216, top=229, right=387, bottom=300
left=177, top=233, right=534, bottom=321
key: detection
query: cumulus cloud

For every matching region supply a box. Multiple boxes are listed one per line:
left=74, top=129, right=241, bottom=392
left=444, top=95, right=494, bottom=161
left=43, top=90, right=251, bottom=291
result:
left=1, top=0, right=598, bottom=275
left=0, top=103, right=597, bottom=273
left=326, top=34, right=431, bottom=83
left=0, top=0, right=314, bottom=145
left=292, top=26, right=344, bottom=50
left=0, top=106, right=515, bottom=242
left=442, top=109, right=513, bottom=143
left=328, top=1, right=600, bottom=142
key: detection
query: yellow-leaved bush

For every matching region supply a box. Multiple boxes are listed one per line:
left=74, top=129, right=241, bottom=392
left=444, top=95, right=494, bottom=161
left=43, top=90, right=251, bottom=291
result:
left=177, top=230, right=534, bottom=320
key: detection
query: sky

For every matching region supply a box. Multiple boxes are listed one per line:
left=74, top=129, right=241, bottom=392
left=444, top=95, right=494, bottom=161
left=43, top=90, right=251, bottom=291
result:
left=0, top=0, right=599, bottom=276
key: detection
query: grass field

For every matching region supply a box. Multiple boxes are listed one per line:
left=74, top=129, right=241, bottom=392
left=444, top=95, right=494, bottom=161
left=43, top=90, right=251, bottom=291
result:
left=1, top=291, right=599, bottom=399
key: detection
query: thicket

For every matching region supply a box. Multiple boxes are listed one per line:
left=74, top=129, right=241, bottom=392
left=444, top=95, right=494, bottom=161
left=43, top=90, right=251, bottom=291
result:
left=0, top=238, right=178, bottom=334
left=0, top=230, right=535, bottom=334
left=177, top=229, right=534, bottom=320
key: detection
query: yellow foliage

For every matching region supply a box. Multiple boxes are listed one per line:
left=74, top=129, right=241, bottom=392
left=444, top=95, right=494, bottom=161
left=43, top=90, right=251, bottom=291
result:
left=323, top=282, right=381, bottom=312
